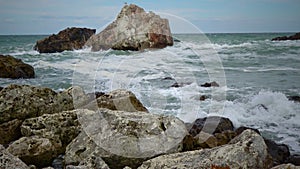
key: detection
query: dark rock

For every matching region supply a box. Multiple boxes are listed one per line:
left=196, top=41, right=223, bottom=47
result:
left=0, top=86, right=3, bottom=91
left=199, top=95, right=208, bottom=101
left=0, top=55, right=35, bottom=79
left=0, top=119, right=22, bottom=145
left=235, top=126, right=261, bottom=136
left=288, top=96, right=300, bottom=103
left=264, top=138, right=290, bottom=166
left=161, top=77, right=174, bottom=80
left=34, top=27, right=95, bottom=53
left=200, top=81, right=219, bottom=87
left=285, top=154, right=300, bottom=166
left=85, top=4, right=173, bottom=51
left=170, top=82, right=192, bottom=88
left=189, top=116, right=234, bottom=137
left=272, top=32, right=300, bottom=41
left=52, top=154, right=64, bottom=169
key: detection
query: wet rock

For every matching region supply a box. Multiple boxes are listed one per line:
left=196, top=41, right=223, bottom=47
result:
left=235, top=126, right=260, bottom=136
left=96, top=89, right=148, bottom=112
left=189, top=116, right=234, bottom=137
left=52, top=154, right=64, bottom=169
left=286, top=154, right=300, bottom=166
left=272, top=32, right=300, bottom=41
left=170, top=82, right=191, bottom=88
left=34, top=27, right=95, bottom=53
left=85, top=4, right=173, bottom=51
left=200, top=81, right=219, bottom=87
left=0, top=144, right=29, bottom=169
left=288, top=96, right=300, bottom=103
left=0, top=55, right=35, bottom=79
left=138, top=130, right=273, bottom=169
left=66, top=108, right=187, bottom=169
left=264, top=138, right=290, bottom=166
left=271, top=163, right=300, bottom=169
left=199, top=95, right=208, bottom=101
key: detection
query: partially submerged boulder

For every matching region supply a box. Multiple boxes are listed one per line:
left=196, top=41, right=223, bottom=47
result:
left=0, top=55, right=35, bottom=79
left=85, top=4, right=173, bottom=51
left=34, top=27, right=96, bottom=53
left=272, top=32, right=300, bottom=41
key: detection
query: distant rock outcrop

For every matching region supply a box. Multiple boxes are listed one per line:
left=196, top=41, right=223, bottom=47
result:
left=272, top=32, right=300, bottom=41
left=34, top=27, right=96, bottom=53
left=0, top=55, right=35, bottom=79
left=85, top=4, right=173, bottom=51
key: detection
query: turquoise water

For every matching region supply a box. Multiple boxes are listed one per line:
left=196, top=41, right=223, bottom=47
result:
left=0, top=33, right=299, bottom=153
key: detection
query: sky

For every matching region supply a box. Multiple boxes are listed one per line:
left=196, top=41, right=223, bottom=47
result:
left=0, top=0, right=299, bottom=35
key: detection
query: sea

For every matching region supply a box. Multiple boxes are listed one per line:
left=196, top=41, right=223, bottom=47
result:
left=0, top=33, right=299, bottom=153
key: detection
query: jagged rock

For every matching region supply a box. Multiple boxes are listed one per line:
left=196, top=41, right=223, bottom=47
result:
left=272, top=32, right=300, bottom=41
left=96, top=89, right=148, bottom=112
left=286, top=154, right=300, bottom=166
left=0, top=119, right=22, bottom=145
left=189, top=116, right=234, bottom=137
left=235, top=126, right=260, bottom=135
left=138, top=130, right=273, bottom=169
left=0, top=55, right=35, bottom=79
left=66, top=108, right=187, bottom=169
left=200, top=81, right=220, bottom=87
left=85, top=4, right=173, bottom=51
left=288, top=96, right=300, bottom=103
left=8, top=110, right=81, bottom=167
left=0, top=84, right=75, bottom=145
left=271, top=163, right=300, bottom=169
left=34, top=27, right=96, bottom=53
left=0, top=144, right=29, bottom=169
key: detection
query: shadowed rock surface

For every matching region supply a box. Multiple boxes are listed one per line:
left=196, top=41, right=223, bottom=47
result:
left=34, top=27, right=95, bottom=53
left=0, top=55, right=35, bottom=79
left=85, top=4, right=173, bottom=51
left=272, top=32, right=300, bottom=41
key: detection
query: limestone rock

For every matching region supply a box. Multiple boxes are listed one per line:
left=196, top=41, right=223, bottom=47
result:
left=0, top=144, right=29, bottom=169
left=271, top=163, right=300, bottom=169
left=189, top=116, right=234, bottom=137
left=0, top=119, right=22, bottom=145
left=66, top=108, right=187, bottom=169
left=0, top=55, right=35, bottom=79
left=34, top=27, right=96, bottom=53
left=138, top=130, right=273, bottom=169
left=272, top=32, right=300, bottom=41
left=85, top=4, right=173, bottom=51
left=96, top=89, right=148, bottom=112
left=6, top=136, right=62, bottom=168
left=0, top=84, right=74, bottom=124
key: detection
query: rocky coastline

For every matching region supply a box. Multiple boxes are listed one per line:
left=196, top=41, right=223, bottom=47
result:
left=0, top=84, right=299, bottom=169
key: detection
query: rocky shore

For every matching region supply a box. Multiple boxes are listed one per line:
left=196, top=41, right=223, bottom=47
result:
left=0, top=84, right=299, bottom=169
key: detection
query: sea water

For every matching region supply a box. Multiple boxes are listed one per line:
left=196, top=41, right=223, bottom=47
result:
left=0, top=33, right=299, bottom=153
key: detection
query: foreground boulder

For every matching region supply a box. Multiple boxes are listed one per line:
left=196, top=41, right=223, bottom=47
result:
left=34, top=27, right=96, bottom=53
left=0, top=144, right=29, bottom=169
left=272, top=32, right=300, bottom=41
left=0, top=84, right=74, bottom=145
left=7, top=110, right=80, bottom=168
left=0, top=55, right=35, bottom=79
left=138, top=129, right=273, bottom=169
left=85, top=4, right=173, bottom=51
left=66, top=108, right=187, bottom=169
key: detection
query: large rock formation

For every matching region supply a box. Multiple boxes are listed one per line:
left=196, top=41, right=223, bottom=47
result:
left=85, top=4, right=173, bottom=51
left=138, top=129, right=273, bottom=169
left=272, top=32, right=300, bottom=41
left=0, top=55, right=35, bottom=79
left=34, top=27, right=96, bottom=53
left=0, top=84, right=74, bottom=145
left=66, top=108, right=187, bottom=169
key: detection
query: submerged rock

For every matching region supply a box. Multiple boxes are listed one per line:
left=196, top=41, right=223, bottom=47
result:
left=200, top=81, right=220, bottom=87
left=34, top=27, right=96, bottom=53
left=85, top=4, right=173, bottom=51
left=272, top=32, right=300, bottom=41
left=0, top=144, right=29, bottom=169
left=0, top=55, right=35, bottom=79
left=138, top=129, right=273, bottom=169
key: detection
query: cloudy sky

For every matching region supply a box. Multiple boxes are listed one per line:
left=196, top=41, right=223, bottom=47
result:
left=0, top=0, right=299, bottom=34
